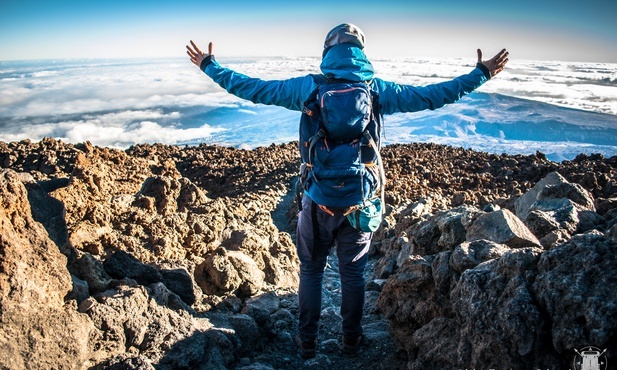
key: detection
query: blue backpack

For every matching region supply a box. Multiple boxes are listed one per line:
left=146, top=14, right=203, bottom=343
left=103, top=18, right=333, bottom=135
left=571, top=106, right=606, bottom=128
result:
left=297, top=74, right=386, bottom=231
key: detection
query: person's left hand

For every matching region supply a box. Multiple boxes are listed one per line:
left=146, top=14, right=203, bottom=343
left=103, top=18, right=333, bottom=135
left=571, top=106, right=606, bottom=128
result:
left=477, top=48, right=509, bottom=77
left=186, top=40, right=213, bottom=68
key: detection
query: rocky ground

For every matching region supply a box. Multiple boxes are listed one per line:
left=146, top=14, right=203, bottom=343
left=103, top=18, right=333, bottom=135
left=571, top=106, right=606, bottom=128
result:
left=0, top=138, right=615, bottom=369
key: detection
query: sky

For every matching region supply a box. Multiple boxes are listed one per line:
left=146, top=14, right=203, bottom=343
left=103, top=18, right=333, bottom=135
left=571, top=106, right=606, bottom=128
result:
left=0, top=0, right=616, bottom=63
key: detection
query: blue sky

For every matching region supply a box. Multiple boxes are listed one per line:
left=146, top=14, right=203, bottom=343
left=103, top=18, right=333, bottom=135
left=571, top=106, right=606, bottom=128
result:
left=1, top=0, right=616, bottom=62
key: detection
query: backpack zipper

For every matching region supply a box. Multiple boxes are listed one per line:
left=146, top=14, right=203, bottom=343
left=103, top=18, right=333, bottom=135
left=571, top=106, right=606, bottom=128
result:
left=320, top=87, right=368, bottom=109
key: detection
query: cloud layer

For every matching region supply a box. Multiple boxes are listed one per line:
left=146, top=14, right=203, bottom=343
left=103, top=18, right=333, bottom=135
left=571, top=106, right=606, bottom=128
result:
left=0, top=57, right=616, bottom=160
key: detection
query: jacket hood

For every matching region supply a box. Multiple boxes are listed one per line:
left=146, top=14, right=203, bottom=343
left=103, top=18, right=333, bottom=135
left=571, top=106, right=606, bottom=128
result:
left=320, top=44, right=374, bottom=82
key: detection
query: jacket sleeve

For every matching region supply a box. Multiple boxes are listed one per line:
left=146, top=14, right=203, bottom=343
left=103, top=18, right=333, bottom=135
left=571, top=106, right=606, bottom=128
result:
left=373, top=66, right=490, bottom=115
left=203, top=60, right=316, bottom=112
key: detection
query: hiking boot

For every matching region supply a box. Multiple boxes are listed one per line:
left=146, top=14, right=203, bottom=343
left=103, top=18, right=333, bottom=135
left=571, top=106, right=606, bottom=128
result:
left=295, top=334, right=317, bottom=359
left=341, top=334, right=363, bottom=354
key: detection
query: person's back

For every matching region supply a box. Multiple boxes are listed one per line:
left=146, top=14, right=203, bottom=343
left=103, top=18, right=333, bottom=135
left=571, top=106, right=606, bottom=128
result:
left=186, top=22, right=508, bottom=359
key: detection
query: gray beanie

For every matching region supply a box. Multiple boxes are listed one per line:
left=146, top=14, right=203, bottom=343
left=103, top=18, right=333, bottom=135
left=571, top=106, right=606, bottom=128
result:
left=323, top=23, right=365, bottom=50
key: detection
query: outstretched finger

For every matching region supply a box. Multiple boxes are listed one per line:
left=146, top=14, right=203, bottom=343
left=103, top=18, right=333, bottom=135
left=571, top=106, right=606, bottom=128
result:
left=190, top=40, right=203, bottom=54
left=495, top=49, right=509, bottom=63
left=208, top=42, right=213, bottom=55
left=186, top=45, right=197, bottom=57
left=477, top=49, right=483, bottom=64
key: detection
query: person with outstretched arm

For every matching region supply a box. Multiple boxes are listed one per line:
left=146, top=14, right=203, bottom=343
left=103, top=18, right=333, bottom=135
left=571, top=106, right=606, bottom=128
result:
left=187, top=23, right=508, bottom=359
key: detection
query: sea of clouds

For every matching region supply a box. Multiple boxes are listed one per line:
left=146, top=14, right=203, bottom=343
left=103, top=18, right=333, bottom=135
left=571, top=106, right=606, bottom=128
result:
left=1, top=56, right=616, bottom=161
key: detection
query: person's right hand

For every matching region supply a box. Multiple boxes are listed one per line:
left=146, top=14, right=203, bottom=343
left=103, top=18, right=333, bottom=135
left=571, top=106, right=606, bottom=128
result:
left=186, top=40, right=213, bottom=68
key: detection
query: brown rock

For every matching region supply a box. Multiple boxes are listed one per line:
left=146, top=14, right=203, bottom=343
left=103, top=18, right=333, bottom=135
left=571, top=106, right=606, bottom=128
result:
left=0, top=169, right=94, bottom=369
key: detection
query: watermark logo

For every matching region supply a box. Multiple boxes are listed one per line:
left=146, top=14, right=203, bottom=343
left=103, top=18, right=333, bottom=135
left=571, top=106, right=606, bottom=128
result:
left=572, top=346, right=608, bottom=370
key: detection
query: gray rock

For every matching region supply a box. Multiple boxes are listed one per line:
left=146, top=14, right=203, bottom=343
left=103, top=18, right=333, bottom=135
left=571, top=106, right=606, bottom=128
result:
left=450, top=248, right=548, bottom=369
left=376, top=256, right=446, bottom=355
left=609, top=223, right=617, bottom=242
left=466, top=209, right=541, bottom=248
left=202, top=329, right=238, bottom=369
left=74, top=252, right=113, bottom=293
left=515, top=171, right=567, bottom=220
left=539, top=229, right=571, bottom=249
left=577, top=209, right=604, bottom=233
left=67, top=274, right=90, bottom=304
left=449, top=239, right=511, bottom=274
left=595, top=197, right=617, bottom=215
left=533, top=233, right=617, bottom=353
left=103, top=250, right=163, bottom=285
left=395, top=238, right=413, bottom=268
left=431, top=251, right=455, bottom=294
left=409, top=206, right=476, bottom=256
left=537, top=182, right=595, bottom=212
left=156, top=331, right=209, bottom=370
left=149, top=282, right=192, bottom=311
left=161, top=268, right=198, bottom=305
left=407, top=317, right=460, bottom=370
left=90, top=354, right=155, bottom=370
left=245, top=291, right=280, bottom=314
left=366, top=279, right=388, bottom=292
left=236, top=363, right=275, bottom=370
left=525, top=210, right=561, bottom=240
left=230, top=314, right=261, bottom=355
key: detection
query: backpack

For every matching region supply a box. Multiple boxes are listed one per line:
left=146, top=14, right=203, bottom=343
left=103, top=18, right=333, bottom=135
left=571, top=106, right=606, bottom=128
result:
left=297, top=74, right=386, bottom=231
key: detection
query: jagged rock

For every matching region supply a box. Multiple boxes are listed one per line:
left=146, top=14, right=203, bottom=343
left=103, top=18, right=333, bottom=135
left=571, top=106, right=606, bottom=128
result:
left=609, top=223, right=617, bottom=242
left=595, top=197, right=617, bottom=215
left=245, top=291, right=281, bottom=314
left=530, top=198, right=580, bottom=233
left=538, top=228, right=572, bottom=248
left=376, top=255, right=446, bottom=354
left=449, top=239, right=511, bottom=274
left=577, top=209, right=604, bottom=234
left=466, top=209, right=542, bottom=248
left=136, top=176, right=210, bottom=215
left=73, top=251, right=113, bottom=294
left=449, top=247, right=549, bottom=369
left=2, top=138, right=617, bottom=370
left=68, top=274, right=90, bottom=304
left=521, top=173, right=605, bottom=247
left=25, top=180, right=70, bottom=252
left=229, top=314, right=262, bottom=355
left=69, top=221, right=113, bottom=255
left=395, top=237, right=414, bottom=269
left=525, top=209, right=562, bottom=241
left=514, top=172, right=564, bottom=219
left=386, top=247, right=552, bottom=370
left=91, top=354, right=155, bottom=370
left=103, top=250, right=163, bottom=285
left=160, top=268, right=199, bottom=306
left=537, top=181, right=595, bottom=211
left=198, top=247, right=266, bottom=296
left=533, top=233, right=617, bottom=353
left=407, top=205, right=475, bottom=257
left=148, top=281, right=192, bottom=311
left=0, top=169, right=94, bottom=369
left=85, top=284, right=215, bottom=366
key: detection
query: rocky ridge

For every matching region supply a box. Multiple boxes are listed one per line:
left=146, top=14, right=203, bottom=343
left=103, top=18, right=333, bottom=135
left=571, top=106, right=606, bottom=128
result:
left=0, top=138, right=615, bottom=369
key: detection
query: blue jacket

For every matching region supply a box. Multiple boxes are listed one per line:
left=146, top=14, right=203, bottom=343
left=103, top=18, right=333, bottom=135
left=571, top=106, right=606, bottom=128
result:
left=201, top=44, right=490, bottom=207
left=201, top=43, right=490, bottom=116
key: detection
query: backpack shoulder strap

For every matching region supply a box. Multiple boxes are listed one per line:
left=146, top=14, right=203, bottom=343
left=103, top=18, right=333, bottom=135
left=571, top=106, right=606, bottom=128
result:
left=363, top=131, right=386, bottom=217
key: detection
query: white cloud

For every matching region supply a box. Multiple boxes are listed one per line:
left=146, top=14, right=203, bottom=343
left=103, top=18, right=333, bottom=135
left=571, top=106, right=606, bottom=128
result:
left=0, top=57, right=615, bottom=159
